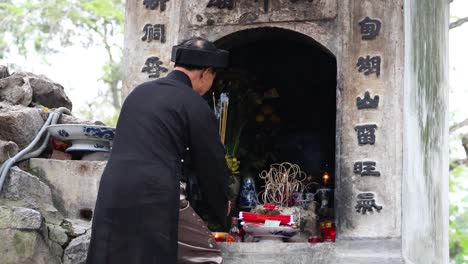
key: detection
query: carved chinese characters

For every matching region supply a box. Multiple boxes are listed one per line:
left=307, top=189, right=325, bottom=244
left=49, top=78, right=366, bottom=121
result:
left=353, top=161, right=381, bottom=177
left=354, top=16, right=384, bottom=214
left=140, top=1, right=169, bottom=79
left=358, top=17, right=381, bottom=40
left=355, top=193, right=383, bottom=214
left=357, top=91, right=379, bottom=109
left=142, top=24, right=166, bottom=43
left=355, top=124, right=377, bottom=145
left=356, top=55, right=381, bottom=77
left=143, top=0, right=169, bottom=11
left=207, top=0, right=235, bottom=10
left=142, top=56, right=168, bottom=78
left=206, top=0, right=313, bottom=12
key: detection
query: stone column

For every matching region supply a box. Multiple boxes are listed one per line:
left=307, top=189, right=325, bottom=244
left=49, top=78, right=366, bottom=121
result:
left=337, top=0, right=404, bottom=239
left=122, top=0, right=183, bottom=97
left=402, top=0, right=449, bottom=263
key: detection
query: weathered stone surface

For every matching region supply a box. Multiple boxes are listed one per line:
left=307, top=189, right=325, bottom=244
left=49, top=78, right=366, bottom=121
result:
left=0, top=72, right=33, bottom=106
left=0, top=229, right=60, bottom=264
left=0, top=103, right=45, bottom=148
left=29, top=158, right=106, bottom=219
left=47, top=223, right=69, bottom=246
left=189, top=0, right=337, bottom=26
left=48, top=240, right=64, bottom=261
left=62, top=218, right=91, bottom=237
left=0, top=140, right=19, bottom=163
left=28, top=74, right=73, bottom=110
left=0, top=206, right=42, bottom=230
left=0, top=65, right=10, bottom=79
left=58, top=113, right=106, bottom=126
left=63, top=233, right=90, bottom=264
left=1, top=167, right=63, bottom=225
left=402, top=1, right=450, bottom=263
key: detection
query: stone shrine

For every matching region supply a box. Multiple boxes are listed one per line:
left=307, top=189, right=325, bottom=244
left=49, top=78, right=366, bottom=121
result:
left=122, top=0, right=450, bottom=263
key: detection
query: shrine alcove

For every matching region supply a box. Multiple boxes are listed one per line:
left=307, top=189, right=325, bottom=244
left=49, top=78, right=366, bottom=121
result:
left=211, top=27, right=337, bottom=192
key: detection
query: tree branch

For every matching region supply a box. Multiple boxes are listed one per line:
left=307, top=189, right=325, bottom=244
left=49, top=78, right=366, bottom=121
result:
left=450, top=16, right=468, bottom=29
left=450, top=118, right=468, bottom=133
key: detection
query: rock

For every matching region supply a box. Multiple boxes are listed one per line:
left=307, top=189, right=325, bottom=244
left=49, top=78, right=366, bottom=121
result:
left=0, top=72, right=33, bottom=106
left=0, top=65, right=10, bottom=79
left=0, top=103, right=45, bottom=148
left=63, top=233, right=91, bottom=264
left=0, top=140, right=19, bottom=163
left=58, top=113, right=106, bottom=126
left=28, top=74, right=73, bottom=111
left=47, top=240, right=64, bottom=261
left=29, top=158, right=106, bottom=219
left=61, top=219, right=91, bottom=237
left=0, top=229, right=60, bottom=264
left=1, top=167, right=63, bottom=225
left=50, top=149, right=72, bottom=160
left=47, top=223, right=69, bottom=246
left=0, top=206, right=42, bottom=230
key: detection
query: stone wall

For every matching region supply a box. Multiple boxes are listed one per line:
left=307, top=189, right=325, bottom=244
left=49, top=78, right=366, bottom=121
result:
left=0, top=66, right=105, bottom=263
left=402, top=0, right=450, bottom=263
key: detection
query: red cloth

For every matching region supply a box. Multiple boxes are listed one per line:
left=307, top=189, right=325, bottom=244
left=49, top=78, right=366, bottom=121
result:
left=239, top=212, right=294, bottom=225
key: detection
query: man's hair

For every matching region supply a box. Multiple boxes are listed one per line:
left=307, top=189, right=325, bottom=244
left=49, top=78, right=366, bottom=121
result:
left=174, top=37, right=219, bottom=71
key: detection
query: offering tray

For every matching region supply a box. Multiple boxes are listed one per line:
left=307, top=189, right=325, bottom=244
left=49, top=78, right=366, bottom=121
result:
left=242, top=221, right=299, bottom=243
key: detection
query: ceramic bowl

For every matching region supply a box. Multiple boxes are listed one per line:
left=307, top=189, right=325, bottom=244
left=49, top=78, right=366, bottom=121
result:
left=65, top=140, right=111, bottom=152
left=47, top=124, right=116, bottom=142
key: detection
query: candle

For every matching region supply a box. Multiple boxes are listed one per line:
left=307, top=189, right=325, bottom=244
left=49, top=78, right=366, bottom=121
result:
left=322, top=172, right=330, bottom=185
left=212, top=232, right=228, bottom=242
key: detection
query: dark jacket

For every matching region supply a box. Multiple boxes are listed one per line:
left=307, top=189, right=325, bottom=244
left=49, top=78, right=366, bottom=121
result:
left=86, top=70, right=229, bottom=264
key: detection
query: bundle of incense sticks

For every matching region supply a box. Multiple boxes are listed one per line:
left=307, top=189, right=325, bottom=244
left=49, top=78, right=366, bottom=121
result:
left=215, top=93, right=229, bottom=145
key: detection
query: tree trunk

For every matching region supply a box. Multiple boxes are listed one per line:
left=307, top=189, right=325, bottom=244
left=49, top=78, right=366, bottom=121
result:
left=0, top=65, right=10, bottom=79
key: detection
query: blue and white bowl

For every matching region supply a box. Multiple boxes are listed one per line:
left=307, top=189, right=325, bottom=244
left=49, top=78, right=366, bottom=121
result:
left=48, top=124, right=115, bottom=142
left=65, top=140, right=111, bottom=152
left=48, top=124, right=115, bottom=153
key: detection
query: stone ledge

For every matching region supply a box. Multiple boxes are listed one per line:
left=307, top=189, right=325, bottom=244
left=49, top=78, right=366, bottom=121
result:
left=219, top=239, right=404, bottom=264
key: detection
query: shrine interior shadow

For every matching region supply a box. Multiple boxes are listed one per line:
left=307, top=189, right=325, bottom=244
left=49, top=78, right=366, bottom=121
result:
left=211, top=27, right=337, bottom=192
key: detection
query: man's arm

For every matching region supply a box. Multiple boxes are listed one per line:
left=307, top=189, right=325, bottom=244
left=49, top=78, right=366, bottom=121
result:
left=185, top=100, right=230, bottom=227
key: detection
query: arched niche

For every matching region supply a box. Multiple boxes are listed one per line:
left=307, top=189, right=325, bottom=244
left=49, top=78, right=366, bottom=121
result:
left=210, top=27, right=337, bottom=195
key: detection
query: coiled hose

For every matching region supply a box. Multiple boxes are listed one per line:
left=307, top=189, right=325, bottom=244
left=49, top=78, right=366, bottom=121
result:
left=0, top=107, right=71, bottom=193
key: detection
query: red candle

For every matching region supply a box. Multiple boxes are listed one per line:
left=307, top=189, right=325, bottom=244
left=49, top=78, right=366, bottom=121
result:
left=212, top=232, right=227, bottom=242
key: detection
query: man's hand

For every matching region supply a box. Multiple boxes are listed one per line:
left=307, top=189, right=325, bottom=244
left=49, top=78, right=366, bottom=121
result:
left=227, top=200, right=231, bottom=216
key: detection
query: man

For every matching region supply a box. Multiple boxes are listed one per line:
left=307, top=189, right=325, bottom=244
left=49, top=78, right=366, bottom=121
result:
left=87, top=37, right=230, bottom=264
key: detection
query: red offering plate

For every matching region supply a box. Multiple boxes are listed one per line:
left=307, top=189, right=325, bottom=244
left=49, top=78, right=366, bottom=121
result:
left=239, top=211, right=294, bottom=225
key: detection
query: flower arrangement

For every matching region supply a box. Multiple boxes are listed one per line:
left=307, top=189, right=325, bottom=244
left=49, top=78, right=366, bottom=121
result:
left=225, top=155, right=240, bottom=175
left=254, top=203, right=281, bottom=215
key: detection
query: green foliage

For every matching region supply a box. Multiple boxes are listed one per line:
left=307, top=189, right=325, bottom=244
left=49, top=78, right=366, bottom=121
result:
left=0, top=0, right=124, bottom=111
left=450, top=163, right=468, bottom=263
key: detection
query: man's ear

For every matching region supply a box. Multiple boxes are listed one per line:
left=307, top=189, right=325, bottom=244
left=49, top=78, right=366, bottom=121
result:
left=200, top=68, right=211, bottom=79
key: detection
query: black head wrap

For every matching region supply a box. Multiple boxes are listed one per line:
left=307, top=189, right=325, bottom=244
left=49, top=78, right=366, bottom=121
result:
left=171, top=42, right=229, bottom=68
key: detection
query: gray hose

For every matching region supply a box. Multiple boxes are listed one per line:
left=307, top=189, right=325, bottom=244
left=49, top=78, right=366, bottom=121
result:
left=19, top=108, right=69, bottom=161
left=0, top=107, right=70, bottom=192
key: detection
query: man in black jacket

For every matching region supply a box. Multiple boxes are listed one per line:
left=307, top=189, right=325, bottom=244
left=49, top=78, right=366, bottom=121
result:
left=87, top=37, right=230, bottom=264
